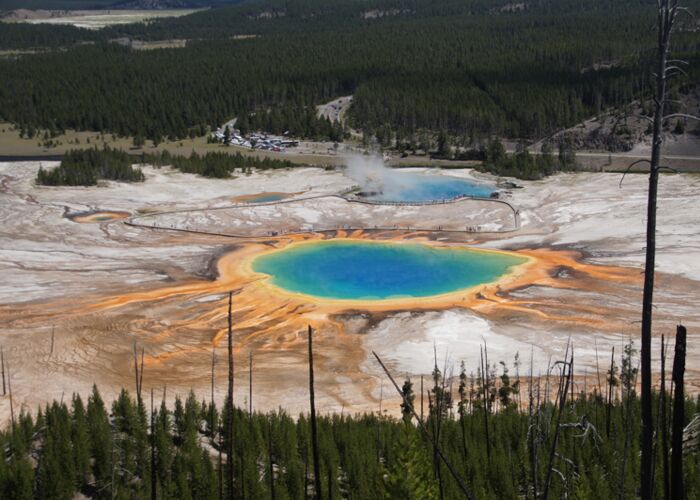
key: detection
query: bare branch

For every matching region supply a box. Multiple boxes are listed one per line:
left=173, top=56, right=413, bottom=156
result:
left=656, top=166, right=679, bottom=174
left=664, top=65, right=688, bottom=77
left=673, top=6, right=695, bottom=20
left=619, top=159, right=652, bottom=188
left=663, top=113, right=700, bottom=124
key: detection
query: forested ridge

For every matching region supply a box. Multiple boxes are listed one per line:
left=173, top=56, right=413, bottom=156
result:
left=0, top=347, right=698, bottom=499
left=1, top=0, right=698, bottom=145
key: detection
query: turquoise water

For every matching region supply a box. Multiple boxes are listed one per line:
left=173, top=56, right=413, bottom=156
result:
left=249, top=194, right=287, bottom=203
left=252, top=240, right=526, bottom=300
left=365, top=174, right=493, bottom=202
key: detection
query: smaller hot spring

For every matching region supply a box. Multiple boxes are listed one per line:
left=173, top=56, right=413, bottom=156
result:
left=252, top=240, right=526, bottom=301
left=361, top=174, right=493, bottom=202
left=67, top=210, right=130, bottom=223
left=233, top=192, right=293, bottom=204
left=345, top=156, right=493, bottom=202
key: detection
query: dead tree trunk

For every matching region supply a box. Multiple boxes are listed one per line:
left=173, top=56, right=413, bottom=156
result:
left=133, top=343, right=144, bottom=407
left=541, top=352, right=573, bottom=500
left=7, top=362, right=14, bottom=430
left=218, top=422, right=223, bottom=500
left=1, top=347, right=5, bottom=396
left=606, top=347, right=615, bottom=438
left=528, top=349, right=539, bottom=500
left=661, top=335, right=670, bottom=500
left=211, top=345, right=216, bottom=405
left=268, top=421, right=277, bottom=500
left=249, top=351, right=253, bottom=420
left=151, top=388, right=157, bottom=500
left=640, top=1, right=695, bottom=495
left=50, top=326, right=55, bottom=358
left=308, top=325, right=322, bottom=500
left=226, top=291, right=235, bottom=500
left=480, top=345, right=491, bottom=462
left=420, top=375, right=424, bottom=422
left=670, top=325, right=686, bottom=500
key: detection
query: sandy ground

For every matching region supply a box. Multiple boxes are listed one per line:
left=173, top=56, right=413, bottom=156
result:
left=316, top=96, right=353, bottom=124
left=1, top=9, right=202, bottom=29
left=0, top=163, right=698, bottom=421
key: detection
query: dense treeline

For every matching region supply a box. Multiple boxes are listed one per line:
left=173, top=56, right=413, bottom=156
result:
left=36, top=147, right=299, bottom=185
left=148, top=150, right=298, bottom=177
left=36, top=147, right=144, bottom=186
left=1, top=0, right=698, bottom=144
left=471, top=139, right=577, bottom=180
left=0, top=23, right=99, bottom=50
left=0, top=351, right=698, bottom=499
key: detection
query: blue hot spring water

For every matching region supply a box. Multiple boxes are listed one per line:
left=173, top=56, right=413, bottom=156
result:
left=364, top=173, right=493, bottom=202
left=248, top=193, right=288, bottom=203
left=252, top=240, right=526, bottom=300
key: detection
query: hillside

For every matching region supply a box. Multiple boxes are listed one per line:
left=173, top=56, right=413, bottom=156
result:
left=0, top=0, right=698, bottom=148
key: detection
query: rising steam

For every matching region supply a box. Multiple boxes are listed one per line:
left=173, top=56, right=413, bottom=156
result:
left=343, top=155, right=421, bottom=200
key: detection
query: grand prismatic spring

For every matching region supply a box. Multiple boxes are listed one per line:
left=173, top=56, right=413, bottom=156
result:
left=252, top=240, right=527, bottom=300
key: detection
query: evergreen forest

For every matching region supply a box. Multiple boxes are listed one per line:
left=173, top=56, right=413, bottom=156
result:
left=1, top=0, right=699, bottom=144
left=0, top=341, right=698, bottom=499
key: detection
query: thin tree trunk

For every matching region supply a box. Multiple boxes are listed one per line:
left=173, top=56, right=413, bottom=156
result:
left=226, top=291, right=235, bottom=500
left=139, top=348, right=144, bottom=404
left=268, top=421, right=276, bottom=500
left=641, top=2, right=675, bottom=495
left=660, top=335, right=670, bottom=500
left=249, top=351, right=253, bottom=419
left=7, top=362, right=14, bottom=430
left=460, top=395, right=468, bottom=461
left=211, top=344, right=216, bottom=405
left=594, top=338, right=602, bottom=430
left=606, top=347, right=615, bottom=438
left=1, top=347, right=5, bottom=396
left=432, top=346, right=444, bottom=500
left=480, top=345, right=491, bottom=462
left=619, top=356, right=639, bottom=500
left=134, top=342, right=140, bottom=403
left=304, top=451, right=309, bottom=500
left=528, top=348, right=538, bottom=500
left=218, top=422, right=223, bottom=500
left=219, top=428, right=224, bottom=500
left=570, top=348, right=575, bottom=403
left=151, top=388, right=157, bottom=500
left=542, top=353, right=572, bottom=500
left=420, top=375, right=424, bottom=422
left=670, top=325, right=686, bottom=500
left=133, top=343, right=145, bottom=407
left=308, top=325, right=322, bottom=500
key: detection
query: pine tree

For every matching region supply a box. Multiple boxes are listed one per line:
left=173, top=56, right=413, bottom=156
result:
left=400, top=378, right=415, bottom=424
left=384, top=426, right=439, bottom=500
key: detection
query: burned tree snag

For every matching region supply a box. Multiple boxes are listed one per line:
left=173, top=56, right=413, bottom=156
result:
left=307, top=325, right=322, bottom=500
left=670, top=325, right=687, bottom=500
left=226, top=291, right=235, bottom=499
